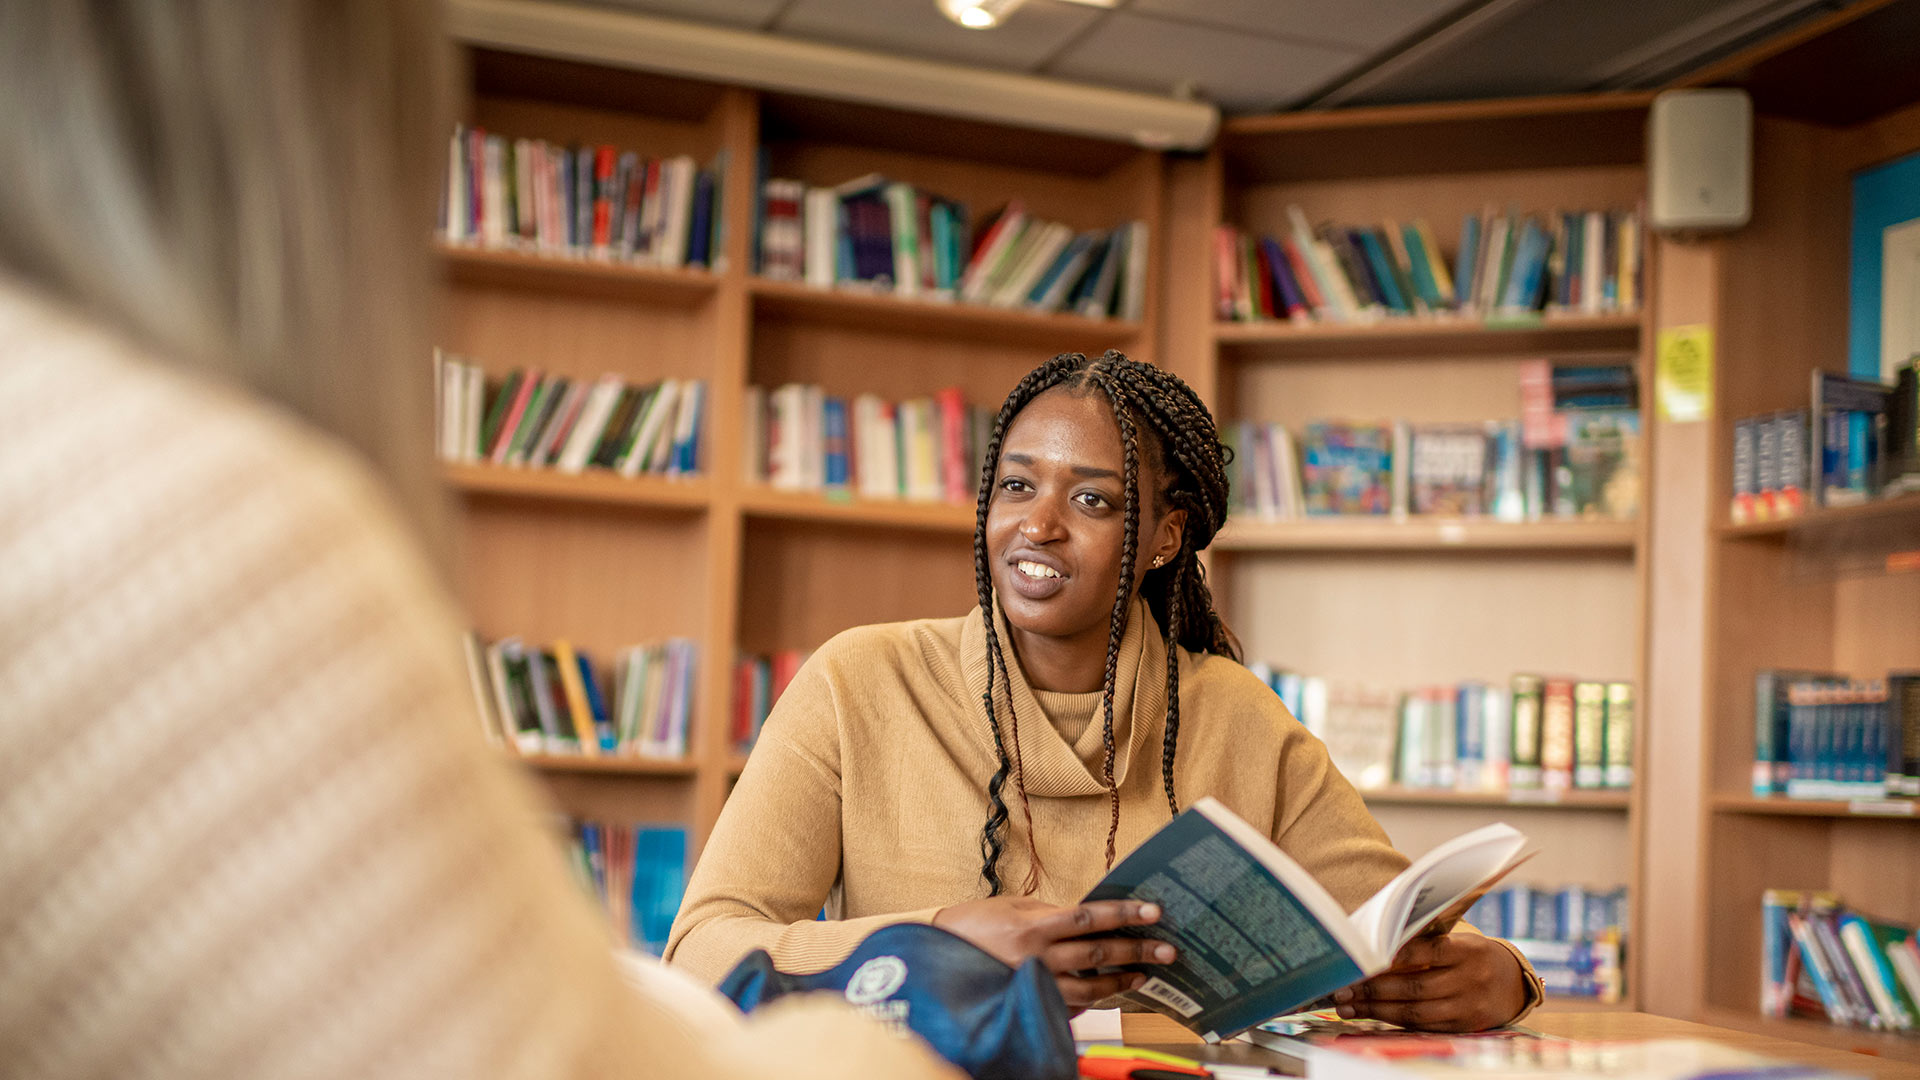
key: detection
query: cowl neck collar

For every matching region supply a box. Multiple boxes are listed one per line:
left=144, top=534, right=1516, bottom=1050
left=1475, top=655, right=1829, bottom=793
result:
left=957, top=599, right=1169, bottom=798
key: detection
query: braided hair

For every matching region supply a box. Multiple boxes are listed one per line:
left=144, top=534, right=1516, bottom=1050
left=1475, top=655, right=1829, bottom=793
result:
left=972, top=351, right=1239, bottom=894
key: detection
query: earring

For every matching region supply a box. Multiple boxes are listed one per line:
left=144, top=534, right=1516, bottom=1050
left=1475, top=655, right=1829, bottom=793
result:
left=1151, top=554, right=1166, bottom=568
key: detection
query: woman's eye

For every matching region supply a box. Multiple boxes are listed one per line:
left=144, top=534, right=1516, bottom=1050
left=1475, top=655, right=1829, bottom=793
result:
left=1076, top=491, right=1110, bottom=509
left=999, top=478, right=1029, bottom=493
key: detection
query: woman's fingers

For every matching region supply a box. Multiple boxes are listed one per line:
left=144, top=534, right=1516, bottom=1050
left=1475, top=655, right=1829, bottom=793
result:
left=1042, top=935, right=1176, bottom=973
left=1035, top=900, right=1161, bottom=943
left=1055, top=971, right=1146, bottom=1007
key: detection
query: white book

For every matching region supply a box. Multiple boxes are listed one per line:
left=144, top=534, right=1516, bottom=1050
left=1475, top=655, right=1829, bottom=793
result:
left=533, top=379, right=592, bottom=471
left=990, top=222, right=1071, bottom=308
left=667, top=379, right=704, bottom=477
left=513, top=138, right=535, bottom=248
left=1481, top=686, right=1511, bottom=792
left=482, top=135, right=508, bottom=249
left=622, top=380, right=683, bottom=476
left=960, top=205, right=1028, bottom=304
left=768, top=384, right=808, bottom=489
left=444, top=128, right=468, bottom=242
left=654, top=156, right=698, bottom=268
left=1582, top=209, right=1606, bottom=314
left=1119, top=220, right=1150, bottom=321
left=554, top=377, right=622, bottom=474
left=883, top=182, right=921, bottom=299
left=852, top=393, right=896, bottom=499
left=803, top=186, right=839, bottom=287
left=461, top=632, right=506, bottom=746
left=1274, top=426, right=1304, bottom=519
left=462, top=364, right=486, bottom=463
left=1475, top=213, right=1511, bottom=314
left=802, top=384, right=826, bottom=490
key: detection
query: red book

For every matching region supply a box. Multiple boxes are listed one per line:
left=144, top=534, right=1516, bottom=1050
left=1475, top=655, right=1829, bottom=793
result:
left=731, top=658, right=753, bottom=748
left=1213, top=226, right=1239, bottom=319
left=487, top=369, right=542, bottom=464
left=591, top=145, right=616, bottom=249
left=1279, top=237, right=1325, bottom=313
left=771, top=651, right=804, bottom=704
left=1250, top=236, right=1277, bottom=318
left=935, top=387, right=969, bottom=504
left=1540, top=678, right=1577, bottom=790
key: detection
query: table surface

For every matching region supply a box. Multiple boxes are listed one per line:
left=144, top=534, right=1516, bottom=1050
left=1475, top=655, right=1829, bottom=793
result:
left=1119, top=1011, right=1920, bottom=1079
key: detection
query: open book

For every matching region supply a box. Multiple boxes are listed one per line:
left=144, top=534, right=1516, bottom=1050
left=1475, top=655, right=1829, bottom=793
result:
left=1080, top=797, right=1530, bottom=1042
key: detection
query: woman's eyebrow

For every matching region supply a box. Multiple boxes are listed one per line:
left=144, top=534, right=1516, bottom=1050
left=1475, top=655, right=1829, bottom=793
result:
left=1001, top=452, right=1119, bottom=481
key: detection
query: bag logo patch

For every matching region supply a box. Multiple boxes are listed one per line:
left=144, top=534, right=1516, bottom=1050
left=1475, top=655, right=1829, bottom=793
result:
left=845, top=955, right=908, bottom=1005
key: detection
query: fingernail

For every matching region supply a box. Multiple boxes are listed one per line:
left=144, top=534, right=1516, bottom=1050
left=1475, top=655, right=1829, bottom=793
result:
left=1337, top=1005, right=1355, bottom=1019
left=1333, top=989, right=1353, bottom=1003
left=1155, top=945, right=1177, bottom=962
left=1139, top=904, right=1160, bottom=921
left=1131, top=974, right=1147, bottom=990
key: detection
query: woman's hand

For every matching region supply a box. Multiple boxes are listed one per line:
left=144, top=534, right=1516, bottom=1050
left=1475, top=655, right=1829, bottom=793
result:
left=932, top=896, right=1175, bottom=1009
left=1331, top=933, right=1529, bottom=1032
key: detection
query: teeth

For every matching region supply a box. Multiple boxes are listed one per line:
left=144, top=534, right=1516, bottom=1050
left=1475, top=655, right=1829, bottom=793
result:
left=1017, top=560, right=1062, bottom=580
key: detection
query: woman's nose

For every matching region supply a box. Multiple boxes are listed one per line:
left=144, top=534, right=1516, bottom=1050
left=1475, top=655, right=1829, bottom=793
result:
left=1020, top=498, right=1066, bottom=542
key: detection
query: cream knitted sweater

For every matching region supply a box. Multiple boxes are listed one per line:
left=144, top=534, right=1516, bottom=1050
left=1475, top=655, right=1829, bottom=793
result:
left=667, top=604, right=1542, bottom=1020
left=0, top=284, right=955, bottom=1080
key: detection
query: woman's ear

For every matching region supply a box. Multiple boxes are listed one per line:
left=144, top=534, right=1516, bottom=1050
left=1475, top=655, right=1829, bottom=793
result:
left=1147, top=507, right=1187, bottom=569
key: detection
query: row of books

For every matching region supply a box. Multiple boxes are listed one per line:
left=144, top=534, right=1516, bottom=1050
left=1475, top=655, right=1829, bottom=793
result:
left=562, top=819, right=687, bottom=956
left=1225, top=359, right=1640, bottom=520
left=1730, top=360, right=1920, bottom=522
left=1213, top=206, right=1641, bottom=325
left=1465, top=885, right=1629, bottom=1001
left=1761, top=889, right=1920, bottom=1032
left=1752, top=670, right=1919, bottom=800
left=1252, top=669, right=1635, bottom=793
left=757, top=174, right=1149, bottom=319
left=743, top=384, right=993, bottom=504
left=732, top=650, right=811, bottom=752
left=461, top=633, right=699, bottom=760
left=441, top=124, right=725, bottom=268
left=433, top=351, right=706, bottom=477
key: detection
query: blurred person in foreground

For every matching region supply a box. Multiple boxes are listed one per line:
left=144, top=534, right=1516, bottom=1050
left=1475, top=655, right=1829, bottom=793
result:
left=0, top=4, right=955, bottom=1078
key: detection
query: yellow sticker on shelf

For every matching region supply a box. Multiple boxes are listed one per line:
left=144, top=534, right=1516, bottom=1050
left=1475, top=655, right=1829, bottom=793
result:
left=1656, top=324, right=1714, bottom=422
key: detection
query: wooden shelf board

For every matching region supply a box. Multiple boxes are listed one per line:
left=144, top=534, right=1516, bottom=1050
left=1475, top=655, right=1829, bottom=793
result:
left=739, top=487, right=976, bottom=533
left=1214, top=517, right=1639, bottom=553
left=749, top=277, right=1143, bottom=347
left=1212, top=314, right=1641, bottom=358
left=444, top=463, right=710, bottom=512
left=440, top=244, right=722, bottom=304
left=1711, top=794, right=1919, bottom=819
left=511, top=752, right=698, bottom=776
left=1698, top=1007, right=1920, bottom=1064
left=1360, top=786, right=1632, bottom=809
left=1719, top=492, right=1920, bottom=539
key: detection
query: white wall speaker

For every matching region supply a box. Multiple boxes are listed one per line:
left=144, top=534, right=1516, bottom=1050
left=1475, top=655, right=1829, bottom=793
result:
left=1648, top=89, right=1753, bottom=232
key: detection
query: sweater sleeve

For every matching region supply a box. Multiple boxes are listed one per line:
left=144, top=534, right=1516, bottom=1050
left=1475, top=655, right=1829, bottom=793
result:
left=0, top=330, right=957, bottom=1080
left=665, top=647, right=941, bottom=982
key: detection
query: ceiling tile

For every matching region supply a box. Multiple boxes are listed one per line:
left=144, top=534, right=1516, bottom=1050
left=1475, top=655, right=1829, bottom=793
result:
left=570, top=0, right=788, bottom=29
left=1126, top=0, right=1472, bottom=51
left=1045, top=11, right=1360, bottom=112
left=774, top=0, right=1104, bottom=73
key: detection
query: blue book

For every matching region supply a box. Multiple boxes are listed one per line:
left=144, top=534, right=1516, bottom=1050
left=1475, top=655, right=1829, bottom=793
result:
left=1353, top=229, right=1409, bottom=313
left=822, top=396, right=850, bottom=489
left=1500, top=218, right=1550, bottom=312
left=575, top=652, right=617, bottom=752
left=686, top=169, right=715, bottom=268
left=1453, top=214, right=1481, bottom=311
left=632, top=827, right=688, bottom=955
left=1081, top=798, right=1527, bottom=1042
left=1260, top=237, right=1307, bottom=318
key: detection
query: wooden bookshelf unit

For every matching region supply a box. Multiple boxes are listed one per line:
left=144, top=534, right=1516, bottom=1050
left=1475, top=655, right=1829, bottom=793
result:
left=1161, top=93, right=1657, bottom=1010
left=442, top=47, right=1161, bottom=851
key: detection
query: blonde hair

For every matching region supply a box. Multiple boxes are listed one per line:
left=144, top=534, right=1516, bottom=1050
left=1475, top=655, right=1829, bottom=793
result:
left=0, top=1, right=450, bottom=543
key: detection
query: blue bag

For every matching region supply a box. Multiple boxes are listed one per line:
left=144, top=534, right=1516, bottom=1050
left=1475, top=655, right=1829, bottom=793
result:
left=717, top=923, right=1076, bottom=1080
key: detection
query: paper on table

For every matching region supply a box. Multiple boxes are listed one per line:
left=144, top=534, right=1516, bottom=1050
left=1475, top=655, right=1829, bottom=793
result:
left=1070, top=1008, right=1125, bottom=1046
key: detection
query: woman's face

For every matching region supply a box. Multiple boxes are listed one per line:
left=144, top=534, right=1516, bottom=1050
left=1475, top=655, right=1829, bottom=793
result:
left=985, top=387, right=1183, bottom=648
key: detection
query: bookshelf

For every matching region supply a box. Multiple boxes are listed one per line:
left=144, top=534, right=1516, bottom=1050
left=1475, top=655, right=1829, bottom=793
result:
left=1636, top=90, right=1920, bottom=1057
left=1162, top=93, right=1658, bottom=1009
left=442, top=47, right=1164, bottom=851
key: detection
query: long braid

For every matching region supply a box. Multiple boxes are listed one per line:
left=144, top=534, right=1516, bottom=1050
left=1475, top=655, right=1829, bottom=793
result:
left=972, top=354, right=1082, bottom=894
left=974, top=351, right=1238, bottom=884
left=1085, top=365, right=1140, bottom=869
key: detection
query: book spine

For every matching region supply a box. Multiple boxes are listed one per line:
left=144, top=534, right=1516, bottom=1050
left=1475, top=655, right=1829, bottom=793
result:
left=1603, top=681, right=1634, bottom=788
left=1540, top=678, right=1576, bottom=790
left=1509, top=674, right=1544, bottom=788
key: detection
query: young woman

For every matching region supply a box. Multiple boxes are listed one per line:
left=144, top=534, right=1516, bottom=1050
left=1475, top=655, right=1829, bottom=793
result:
left=668, top=351, right=1540, bottom=1032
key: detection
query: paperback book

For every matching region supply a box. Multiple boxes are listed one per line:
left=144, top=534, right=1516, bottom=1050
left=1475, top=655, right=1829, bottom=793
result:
left=1082, top=798, right=1530, bottom=1042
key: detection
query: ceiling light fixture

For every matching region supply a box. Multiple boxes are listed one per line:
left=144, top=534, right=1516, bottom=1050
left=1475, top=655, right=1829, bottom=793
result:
left=447, top=0, right=1218, bottom=150
left=938, top=0, right=1026, bottom=30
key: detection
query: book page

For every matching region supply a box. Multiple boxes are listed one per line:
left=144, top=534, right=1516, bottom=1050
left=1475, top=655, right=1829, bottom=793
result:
left=1349, top=823, right=1531, bottom=957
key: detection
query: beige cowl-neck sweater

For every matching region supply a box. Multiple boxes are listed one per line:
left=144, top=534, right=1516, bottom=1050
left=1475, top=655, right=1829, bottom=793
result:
left=666, top=602, right=1542, bottom=1020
